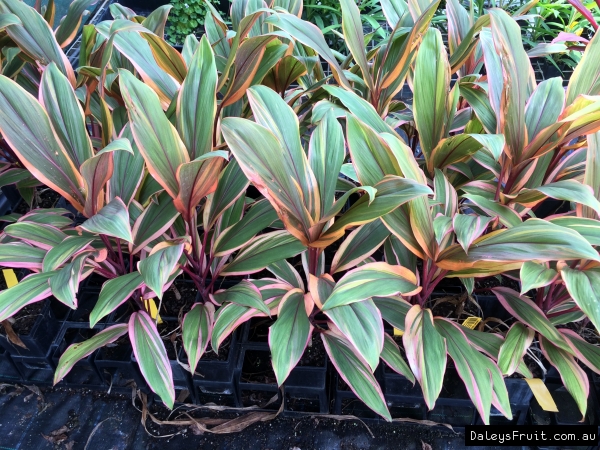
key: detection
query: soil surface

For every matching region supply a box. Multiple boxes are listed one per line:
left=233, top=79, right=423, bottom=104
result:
left=0, top=300, right=44, bottom=336
left=0, top=384, right=532, bottom=449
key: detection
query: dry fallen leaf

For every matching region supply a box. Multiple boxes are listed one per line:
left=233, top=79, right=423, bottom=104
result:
left=422, top=441, right=432, bottom=450
left=2, top=320, right=27, bottom=349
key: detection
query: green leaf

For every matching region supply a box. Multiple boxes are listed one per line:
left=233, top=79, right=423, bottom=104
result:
left=492, top=287, right=572, bottom=353
left=325, top=299, right=383, bottom=372
left=90, top=272, right=144, bottom=328
left=525, top=78, right=565, bottom=139
left=269, top=289, right=312, bottom=385
left=0, top=243, right=46, bottom=270
left=583, top=131, right=600, bottom=219
left=566, top=29, right=600, bottom=104
left=214, top=199, right=278, bottom=257
left=321, top=329, right=391, bottom=421
left=539, top=336, right=588, bottom=419
left=497, top=323, right=534, bottom=376
left=130, top=311, right=175, bottom=409
left=331, top=220, right=390, bottom=274
left=40, top=63, right=94, bottom=168
left=434, top=318, right=494, bottom=424
left=138, top=243, right=184, bottom=300
left=132, top=191, right=180, bottom=253
left=5, top=222, right=66, bottom=250
left=561, top=268, right=600, bottom=334
left=520, top=262, right=557, bottom=294
left=413, top=28, right=451, bottom=161
left=340, top=0, right=373, bottom=91
left=220, top=230, right=306, bottom=276
left=322, top=262, right=420, bottom=310
left=119, top=69, right=189, bottom=199
left=182, top=302, right=214, bottom=374
left=403, top=305, right=446, bottom=409
left=212, top=280, right=270, bottom=316
left=437, top=219, right=600, bottom=274
left=42, top=236, right=94, bottom=272
left=0, top=75, right=84, bottom=209
left=81, top=197, right=133, bottom=243
left=381, top=333, right=415, bottom=383
left=54, top=324, right=128, bottom=385
left=429, top=134, right=505, bottom=172
left=0, top=272, right=56, bottom=322
left=204, top=160, right=249, bottom=230
left=548, top=217, right=600, bottom=246
left=177, top=36, right=216, bottom=159
left=513, top=180, right=600, bottom=216
left=453, top=214, right=493, bottom=254
left=561, top=328, right=600, bottom=375
left=373, top=296, right=412, bottom=331
left=308, top=110, right=345, bottom=215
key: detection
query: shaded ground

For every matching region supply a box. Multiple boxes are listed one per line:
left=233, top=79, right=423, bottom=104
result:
left=0, top=385, right=534, bottom=450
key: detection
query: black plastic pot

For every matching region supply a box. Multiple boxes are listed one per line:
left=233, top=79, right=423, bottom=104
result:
left=94, top=335, right=146, bottom=393
left=0, top=299, right=67, bottom=358
left=189, top=329, right=241, bottom=407
left=475, top=294, right=512, bottom=324
left=0, top=346, right=22, bottom=383
left=236, top=346, right=282, bottom=410
left=51, top=326, right=105, bottom=388
left=332, top=367, right=385, bottom=421
left=0, top=185, right=22, bottom=217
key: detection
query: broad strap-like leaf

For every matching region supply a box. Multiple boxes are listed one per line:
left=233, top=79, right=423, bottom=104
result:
left=182, top=303, right=215, bottom=374
left=331, top=220, right=390, bottom=274
left=566, top=29, right=600, bottom=104
left=437, top=219, right=600, bottom=273
left=269, top=289, right=313, bottom=385
left=340, top=0, right=373, bottom=91
left=50, top=253, right=89, bottom=309
left=321, top=328, right=391, bottom=421
left=0, top=271, right=56, bottom=322
left=583, top=131, right=600, bottom=219
left=204, top=160, right=249, bottom=230
left=549, top=216, right=600, bottom=246
left=54, top=324, right=128, bottom=385
left=0, top=75, right=84, bottom=210
left=130, top=311, right=175, bottom=409
left=413, top=27, right=451, bottom=161
left=434, top=318, right=494, bottom=424
left=265, top=13, right=351, bottom=90
left=138, top=243, right=184, bottom=300
left=381, top=333, right=415, bottom=383
left=213, top=199, right=278, bottom=257
left=539, top=335, right=589, bottom=419
left=325, top=299, right=384, bottom=372
left=403, top=305, right=447, bottom=409
left=561, top=328, right=600, bottom=375
left=222, top=115, right=315, bottom=245
left=453, top=214, right=492, bottom=254
left=316, top=176, right=432, bottom=248
left=520, top=262, right=557, bottom=294
left=131, top=191, right=180, bottom=254
left=211, top=280, right=270, bottom=316
left=54, top=0, right=98, bottom=47
left=119, top=69, right=189, bottom=199
left=511, top=180, right=600, bottom=216
left=5, top=222, right=66, bottom=250
left=308, top=110, right=345, bottom=215
left=42, top=236, right=94, bottom=272
left=497, top=323, right=534, bottom=376
left=322, top=262, right=419, bottom=310
left=90, top=272, right=144, bottom=328
left=80, top=197, right=133, bottom=243
left=177, top=35, right=216, bottom=159
left=561, top=267, right=600, bottom=334
left=0, top=0, right=75, bottom=83
left=373, top=295, right=412, bottom=331
left=220, top=230, right=305, bottom=276
left=0, top=243, right=46, bottom=269
left=429, top=134, right=505, bottom=173
left=40, top=62, right=93, bottom=168
left=525, top=77, right=565, bottom=139
left=492, top=287, right=572, bottom=352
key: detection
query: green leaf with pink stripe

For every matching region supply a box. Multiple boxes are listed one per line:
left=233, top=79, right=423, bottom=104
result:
left=182, top=303, right=215, bottom=375
left=130, top=311, right=175, bottom=409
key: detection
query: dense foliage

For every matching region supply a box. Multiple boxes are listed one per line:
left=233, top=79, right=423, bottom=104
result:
left=0, top=0, right=599, bottom=425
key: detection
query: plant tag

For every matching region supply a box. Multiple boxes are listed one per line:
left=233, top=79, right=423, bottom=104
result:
left=393, top=328, right=404, bottom=336
left=462, top=316, right=481, bottom=329
left=143, top=298, right=163, bottom=324
left=2, top=269, right=18, bottom=288
left=525, top=378, right=558, bottom=412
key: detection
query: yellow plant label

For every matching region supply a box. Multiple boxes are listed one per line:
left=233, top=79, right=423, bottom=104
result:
left=2, top=269, right=18, bottom=288
left=393, top=328, right=404, bottom=336
left=144, top=298, right=163, bottom=324
left=525, top=378, right=558, bottom=412
left=462, top=316, right=482, bottom=329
